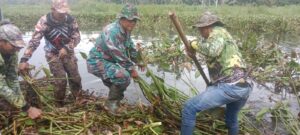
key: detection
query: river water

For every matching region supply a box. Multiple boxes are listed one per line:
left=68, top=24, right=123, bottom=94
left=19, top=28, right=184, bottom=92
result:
left=20, top=32, right=300, bottom=124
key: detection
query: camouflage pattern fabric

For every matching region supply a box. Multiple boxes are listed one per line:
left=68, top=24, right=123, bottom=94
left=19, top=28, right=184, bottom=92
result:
left=87, top=20, right=138, bottom=89
left=0, top=23, right=25, bottom=48
left=0, top=53, right=26, bottom=109
left=194, top=26, right=246, bottom=83
left=46, top=52, right=82, bottom=104
left=117, top=4, right=140, bottom=20
left=193, top=11, right=223, bottom=28
left=20, top=14, right=82, bottom=105
left=21, top=14, right=80, bottom=61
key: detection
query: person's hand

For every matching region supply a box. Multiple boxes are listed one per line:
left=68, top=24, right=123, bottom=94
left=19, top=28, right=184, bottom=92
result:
left=186, top=40, right=197, bottom=58
left=27, top=106, right=42, bottom=119
left=18, top=62, right=30, bottom=75
left=136, top=42, right=142, bottom=51
left=186, top=46, right=196, bottom=58
left=131, top=69, right=139, bottom=78
left=59, top=48, right=68, bottom=59
left=190, top=40, right=199, bottom=50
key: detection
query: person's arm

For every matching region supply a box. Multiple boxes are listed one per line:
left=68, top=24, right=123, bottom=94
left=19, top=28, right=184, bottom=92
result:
left=64, top=18, right=80, bottom=52
left=126, top=38, right=138, bottom=63
left=198, top=35, right=225, bottom=58
left=0, top=54, right=27, bottom=109
left=20, top=16, right=47, bottom=62
left=3, top=54, right=42, bottom=119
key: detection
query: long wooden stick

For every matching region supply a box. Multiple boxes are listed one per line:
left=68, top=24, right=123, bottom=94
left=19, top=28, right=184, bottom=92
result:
left=169, top=12, right=211, bottom=86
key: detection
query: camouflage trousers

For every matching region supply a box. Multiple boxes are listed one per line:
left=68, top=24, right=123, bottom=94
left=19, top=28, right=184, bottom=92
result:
left=46, top=52, right=82, bottom=106
left=87, top=59, right=130, bottom=100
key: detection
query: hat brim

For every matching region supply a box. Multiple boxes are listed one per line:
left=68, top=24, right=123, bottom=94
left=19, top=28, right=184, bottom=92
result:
left=119, top=16, right=141, bottom=21
left=192, top=21, right=223, bottom=28
left=10, top=39, right=25, bottom=48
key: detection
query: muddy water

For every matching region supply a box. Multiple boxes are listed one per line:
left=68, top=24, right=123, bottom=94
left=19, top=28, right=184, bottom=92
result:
left=20, top=32, right=299, bottom=118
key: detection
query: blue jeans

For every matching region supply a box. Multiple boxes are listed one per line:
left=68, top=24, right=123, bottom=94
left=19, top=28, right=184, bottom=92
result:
left=181, top=83, right=252, bottom=135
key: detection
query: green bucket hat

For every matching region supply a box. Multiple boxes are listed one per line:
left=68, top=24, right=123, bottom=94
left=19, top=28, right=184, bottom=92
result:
left=117, top=4, right=140, bottom=21
left=0, top=23, right=25, bottom=48
left=193, top=11, right=223, bottom=28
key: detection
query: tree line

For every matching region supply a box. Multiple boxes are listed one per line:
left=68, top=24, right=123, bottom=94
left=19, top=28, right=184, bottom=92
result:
left=1, top=0, right=299, bottom=6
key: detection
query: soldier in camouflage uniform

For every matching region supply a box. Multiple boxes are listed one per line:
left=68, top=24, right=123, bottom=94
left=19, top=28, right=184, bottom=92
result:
left=0, top=22, right=42, bottom=124
left=18, top=0, right=83, bottom=107
left=181, top=12, right=252, bottom=135
left=87, top=4, right=143, bottom=114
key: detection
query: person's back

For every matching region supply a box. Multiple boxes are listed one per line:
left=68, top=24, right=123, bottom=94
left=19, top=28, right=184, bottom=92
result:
left=198, top=26, right=246, bottom=83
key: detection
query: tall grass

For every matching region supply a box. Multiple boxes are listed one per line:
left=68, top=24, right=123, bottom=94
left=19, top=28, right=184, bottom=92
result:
left=2, top=2, right=300, bottom=37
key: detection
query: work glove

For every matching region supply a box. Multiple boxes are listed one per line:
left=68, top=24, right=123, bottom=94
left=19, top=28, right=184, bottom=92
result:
left=186, top=40, right=198, bottom=58
left=190, top=40, right=199, bottom=50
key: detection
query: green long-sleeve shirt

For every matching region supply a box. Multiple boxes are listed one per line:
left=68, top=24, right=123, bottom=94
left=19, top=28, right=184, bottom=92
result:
left=0, top=53, right=26, bottom=109
left=195, top=26, right=246, bottom=83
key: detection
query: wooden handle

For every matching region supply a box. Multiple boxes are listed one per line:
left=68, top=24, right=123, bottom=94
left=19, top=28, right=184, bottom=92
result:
left=169, top=11, right=211, bottom=86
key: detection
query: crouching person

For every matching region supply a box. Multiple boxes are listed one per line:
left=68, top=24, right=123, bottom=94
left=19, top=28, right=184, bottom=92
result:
left=0, top=22, right=42, bottom=127
left=87, top=4, right=143, bottom=115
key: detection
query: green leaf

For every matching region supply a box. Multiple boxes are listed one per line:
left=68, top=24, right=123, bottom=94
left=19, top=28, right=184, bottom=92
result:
left=152, top=126, right=163, bottom=134
left=19, top=112, right=27, bottom=117
left=25, top=119, right=35, bottom=126
left=47, top=84, right=55, bottom=91
left=195, top=71, right=201, bottom=78
left=33, top=67, right=42, bottom=78
left=42, top=67, right=51, bottom=78
left=255, top=108, right=270, bottom=122
left=80, top=51, right=88, bottom=60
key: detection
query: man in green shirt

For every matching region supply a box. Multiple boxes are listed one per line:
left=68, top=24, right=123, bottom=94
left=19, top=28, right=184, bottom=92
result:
left=181, top=12, right=252, bottom=135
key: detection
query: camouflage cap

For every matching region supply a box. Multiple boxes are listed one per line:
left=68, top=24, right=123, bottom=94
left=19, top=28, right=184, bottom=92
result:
left=193, top=11, right=223, bottom=28
left=0, top=23, right=25, bottom=48
left=52, top=0, right=70, bottom=13
left=117, top=4, right=140, bottom=20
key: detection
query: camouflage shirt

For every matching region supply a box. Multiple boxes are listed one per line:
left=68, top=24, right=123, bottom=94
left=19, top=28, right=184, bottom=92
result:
left=21, top=13, right=80, bottom=60
left=0, top=53, right=26, bottom=109
left=195, top=26, right=246, bottom=83
left=88, top=20, right=138, bottom=72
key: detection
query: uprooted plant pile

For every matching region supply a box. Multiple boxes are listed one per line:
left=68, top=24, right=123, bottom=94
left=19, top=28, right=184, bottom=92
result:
left=0, top=68, right=261, bottom=135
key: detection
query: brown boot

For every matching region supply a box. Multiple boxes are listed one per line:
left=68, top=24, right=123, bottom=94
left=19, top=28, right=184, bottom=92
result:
left=104, top=100, right=120, bottom=115
left=74, top=90, right=89, bottom=105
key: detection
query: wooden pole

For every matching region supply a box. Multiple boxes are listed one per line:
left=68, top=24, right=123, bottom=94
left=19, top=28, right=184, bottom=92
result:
left=0, top=8, right=3, bottom=21
left=169, top=12, right=211, bottom=86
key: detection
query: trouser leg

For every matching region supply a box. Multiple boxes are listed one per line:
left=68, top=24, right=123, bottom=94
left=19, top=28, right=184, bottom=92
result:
left=22, top=82, right=40, bottom=108
left=46, top=53, right=67, bottom=107
left=63, top=55, right=82, bottom=98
